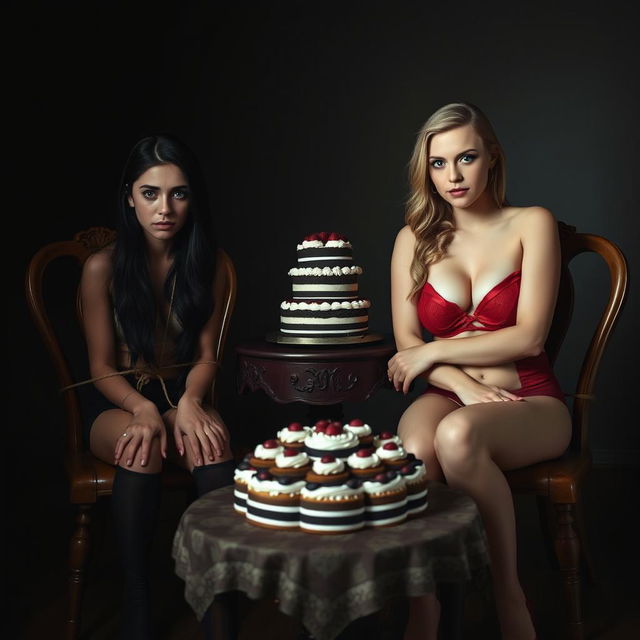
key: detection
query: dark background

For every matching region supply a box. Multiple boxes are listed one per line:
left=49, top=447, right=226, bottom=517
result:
left=9, top=0, right=638, bottom=634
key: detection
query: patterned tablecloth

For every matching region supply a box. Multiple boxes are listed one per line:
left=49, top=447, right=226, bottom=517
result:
left=172, top=482, right=489, bottom=640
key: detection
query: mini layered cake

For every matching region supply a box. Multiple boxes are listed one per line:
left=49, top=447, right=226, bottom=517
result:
left=269, top=448, right=312, bottom=479
left=373, top=431, right=403, bottom=449
left=278, top=232, right=372, bottom=339
left=300, top=457, right=365, bottom=534
left=276, top=421, right=312, bottom=450
left=399, top=459, right=429, bottom=518
left=376, top=441, right=411, bottom=470
left=304, top=420, right=359, bottom=460
left=249, top=439, right=283, bottom=469
left=245, top=469, right=305, bottom=530
left=233, top=458, right=257, bottom=514
left=362, top=470, right=408, bottom=527
left=346, top=448, right=385, bottom=480
left=343, top=418, right=374, bottom=448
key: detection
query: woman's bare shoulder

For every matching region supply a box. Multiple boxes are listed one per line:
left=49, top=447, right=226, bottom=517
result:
left=83, top=246, right=114, bottom=281
left=394, top=224, right=417, bottom=247
left=506, top=206, right=557, bottom=232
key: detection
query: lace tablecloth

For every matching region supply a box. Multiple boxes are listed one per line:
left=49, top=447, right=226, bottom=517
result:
left=172, top=482, right=489, bottom=640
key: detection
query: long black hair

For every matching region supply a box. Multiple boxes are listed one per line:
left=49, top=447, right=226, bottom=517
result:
left=113, top=134, right=216, bottom=380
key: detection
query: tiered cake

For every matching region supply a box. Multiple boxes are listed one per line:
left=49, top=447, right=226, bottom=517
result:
left=279, top=232, right=371, bottom=338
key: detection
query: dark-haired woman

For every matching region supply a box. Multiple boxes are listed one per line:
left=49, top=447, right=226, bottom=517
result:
left=81, top=134, right=234, bottom=639
left=388, top=103, right=571, bottom=640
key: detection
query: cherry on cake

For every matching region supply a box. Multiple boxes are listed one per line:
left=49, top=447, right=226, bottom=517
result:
left=276, top=421, right=311, bottom=449
left=346, top=447, right=385, bottom=480
left=299, top=457, right=365, bottom=534
left=279, top=232, right=371, bottom=338
left=343, top=418, right=374, bottom=448
left=372, top=431, right=403, bottom=449
left=303, top=420, right=359, bottom=460
left=362, top=470, right=408, bottom=527
left=245, top=469, right=305, bottom=530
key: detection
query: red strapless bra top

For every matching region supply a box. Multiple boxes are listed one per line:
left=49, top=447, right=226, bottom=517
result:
left=418, top=270, right=521, bottom=338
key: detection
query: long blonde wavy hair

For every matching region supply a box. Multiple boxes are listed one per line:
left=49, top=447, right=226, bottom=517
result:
left=406, top=102, right=508, bottom=299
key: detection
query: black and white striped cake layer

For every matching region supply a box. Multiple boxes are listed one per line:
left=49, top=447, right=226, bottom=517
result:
left=233, top=486, right=248, bottom=513
left=245, top=496, right=300, bottom=529
left=280, top=307, right=368, bottom=336
left=299, top=502, right=365, bottom=533
left=297, top=246, right=353, bottom=266
left=406, top=488, right=429, bottom=516
left=364, top=496, right=408, bottom=526
left=290, top=275, right=359, bottom=299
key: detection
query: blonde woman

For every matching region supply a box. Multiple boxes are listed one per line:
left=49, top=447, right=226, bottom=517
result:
left=388, top=102, right=571, bottom=640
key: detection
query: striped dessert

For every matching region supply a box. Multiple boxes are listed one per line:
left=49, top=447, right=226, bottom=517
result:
left=245, top=470, right=305, bottom=530
left=303, top=420, right=359, bottom=460
left=279, top=299, right=370, bottom=336
left=300, top=457, right=365, bottom=534
left=362, top=471, right=408, bottom=527
left=233, top=460, right=257, bottom=514
left=398, top=459, right=429, bottom=518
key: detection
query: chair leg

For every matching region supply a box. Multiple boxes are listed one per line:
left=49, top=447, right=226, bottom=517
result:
left=66, top=504, right=92, bottom=640
left=536, top=496, right=559, bottom=570
left=574, top=497, right=597, bottom=585
left=553, top=503, right=585, bottom=640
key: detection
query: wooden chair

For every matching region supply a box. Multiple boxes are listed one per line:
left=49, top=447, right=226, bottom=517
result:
left=505, top=221, right=628, bottom=640
left=25, top=226, right=237, bottom=640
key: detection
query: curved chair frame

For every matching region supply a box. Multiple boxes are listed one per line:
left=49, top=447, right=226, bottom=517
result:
left=505, top=221, right=628, bottom=640
left=25, top=226, right=237, bottom=639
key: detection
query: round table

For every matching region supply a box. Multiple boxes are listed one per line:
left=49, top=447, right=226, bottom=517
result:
left=172, top=483, right=489, bottom=640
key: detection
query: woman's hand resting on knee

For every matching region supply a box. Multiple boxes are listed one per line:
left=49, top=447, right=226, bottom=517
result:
left=114, top=402, right=168, bottom=467
left=174, top=396, right=229, bottom=466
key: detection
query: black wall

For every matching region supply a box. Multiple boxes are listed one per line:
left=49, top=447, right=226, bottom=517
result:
left=12, top=0, right=638, bottom=482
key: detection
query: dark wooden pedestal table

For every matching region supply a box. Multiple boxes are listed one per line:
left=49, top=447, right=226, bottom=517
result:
left=235, top=335, right=396, bottom=420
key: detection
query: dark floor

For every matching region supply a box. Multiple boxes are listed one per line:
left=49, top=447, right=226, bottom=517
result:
left=13, top=465, right=640, bottom=640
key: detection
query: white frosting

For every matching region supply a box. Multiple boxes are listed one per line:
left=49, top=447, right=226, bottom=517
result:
left=343, top=422, right=372, bottom=437
left=301, top=484, right=362, bottom=500
left=304, top=430, right=359, bottom=450
left=363, top=474, right=406, bottom=495
left=274, top=451, right=310, bottom=468
left=297, top=239, right=352, bottom=249
left=311, top=458, right=346, bottom=475
left=253, top=443, right=284, bottom=459
left=288, top=266, right=363, bottom=276
left=280, top=299, right=370, bottom=311
left=248, top=475, right=305, bottom=495
left=373, top=434, right=402, bottom=448
left=376, top=444, right=408, bottom=461
left=234, top=468, right=257, bottom=483
left=277, top=425, right=311, bottom=443
left=346, top=451, right=381, bottom=469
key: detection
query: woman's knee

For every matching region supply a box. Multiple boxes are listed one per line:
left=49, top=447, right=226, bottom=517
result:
left=434, top=411, right=482, bottom=468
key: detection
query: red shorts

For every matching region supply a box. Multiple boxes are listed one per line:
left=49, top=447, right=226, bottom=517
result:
left=424, top=352, right=566, bottom=407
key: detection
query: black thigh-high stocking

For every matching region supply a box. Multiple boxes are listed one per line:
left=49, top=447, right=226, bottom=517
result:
left=111, top=466, right=162, bottom=640
left=191, top=459, right=235, bottom=497
left=192, top=459, right=237, bottom=639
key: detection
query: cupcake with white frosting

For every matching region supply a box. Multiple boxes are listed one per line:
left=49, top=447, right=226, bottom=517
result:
left=343, top=418, right=374, bottom=448
left=362, top=470, right=408, bottom=527
left=269, top=448, right=312, bottom=479
left=276, top=421, right=312, bottom=450
left=346, top=447, right=385, bottom=480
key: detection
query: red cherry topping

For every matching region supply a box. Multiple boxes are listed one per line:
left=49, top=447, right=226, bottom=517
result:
left=373, top=473, right=387, bottom=483
left=288, top=422, right=303, bottom=431
left=379, top=431, right=394, bottom=440
left=320, top=455, right=336, bottom=463
left=263, top=439, right=279, bottom=449
left=283, top=448, right=298, bottom=457
left=325, top=424, right=343, bottom=436
left=348, top=418, right=365, bottom=426
left=314, top=419, right=329, bottom=431
left=383, top=442, right=399, bottom=450
left=356, top=448, right=374, bottom=457
left=400, top=465, right=413, bottom=474
left=328, top=231, right=343, bottom=241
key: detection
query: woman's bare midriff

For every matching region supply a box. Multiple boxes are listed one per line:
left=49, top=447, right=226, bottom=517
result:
left=434, top=332, right=522, bottom=390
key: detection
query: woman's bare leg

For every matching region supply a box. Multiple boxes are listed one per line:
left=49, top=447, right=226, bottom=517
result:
left=434, top=397, right=571, bottom=640
left=398, top=393, right=459, bottom=640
